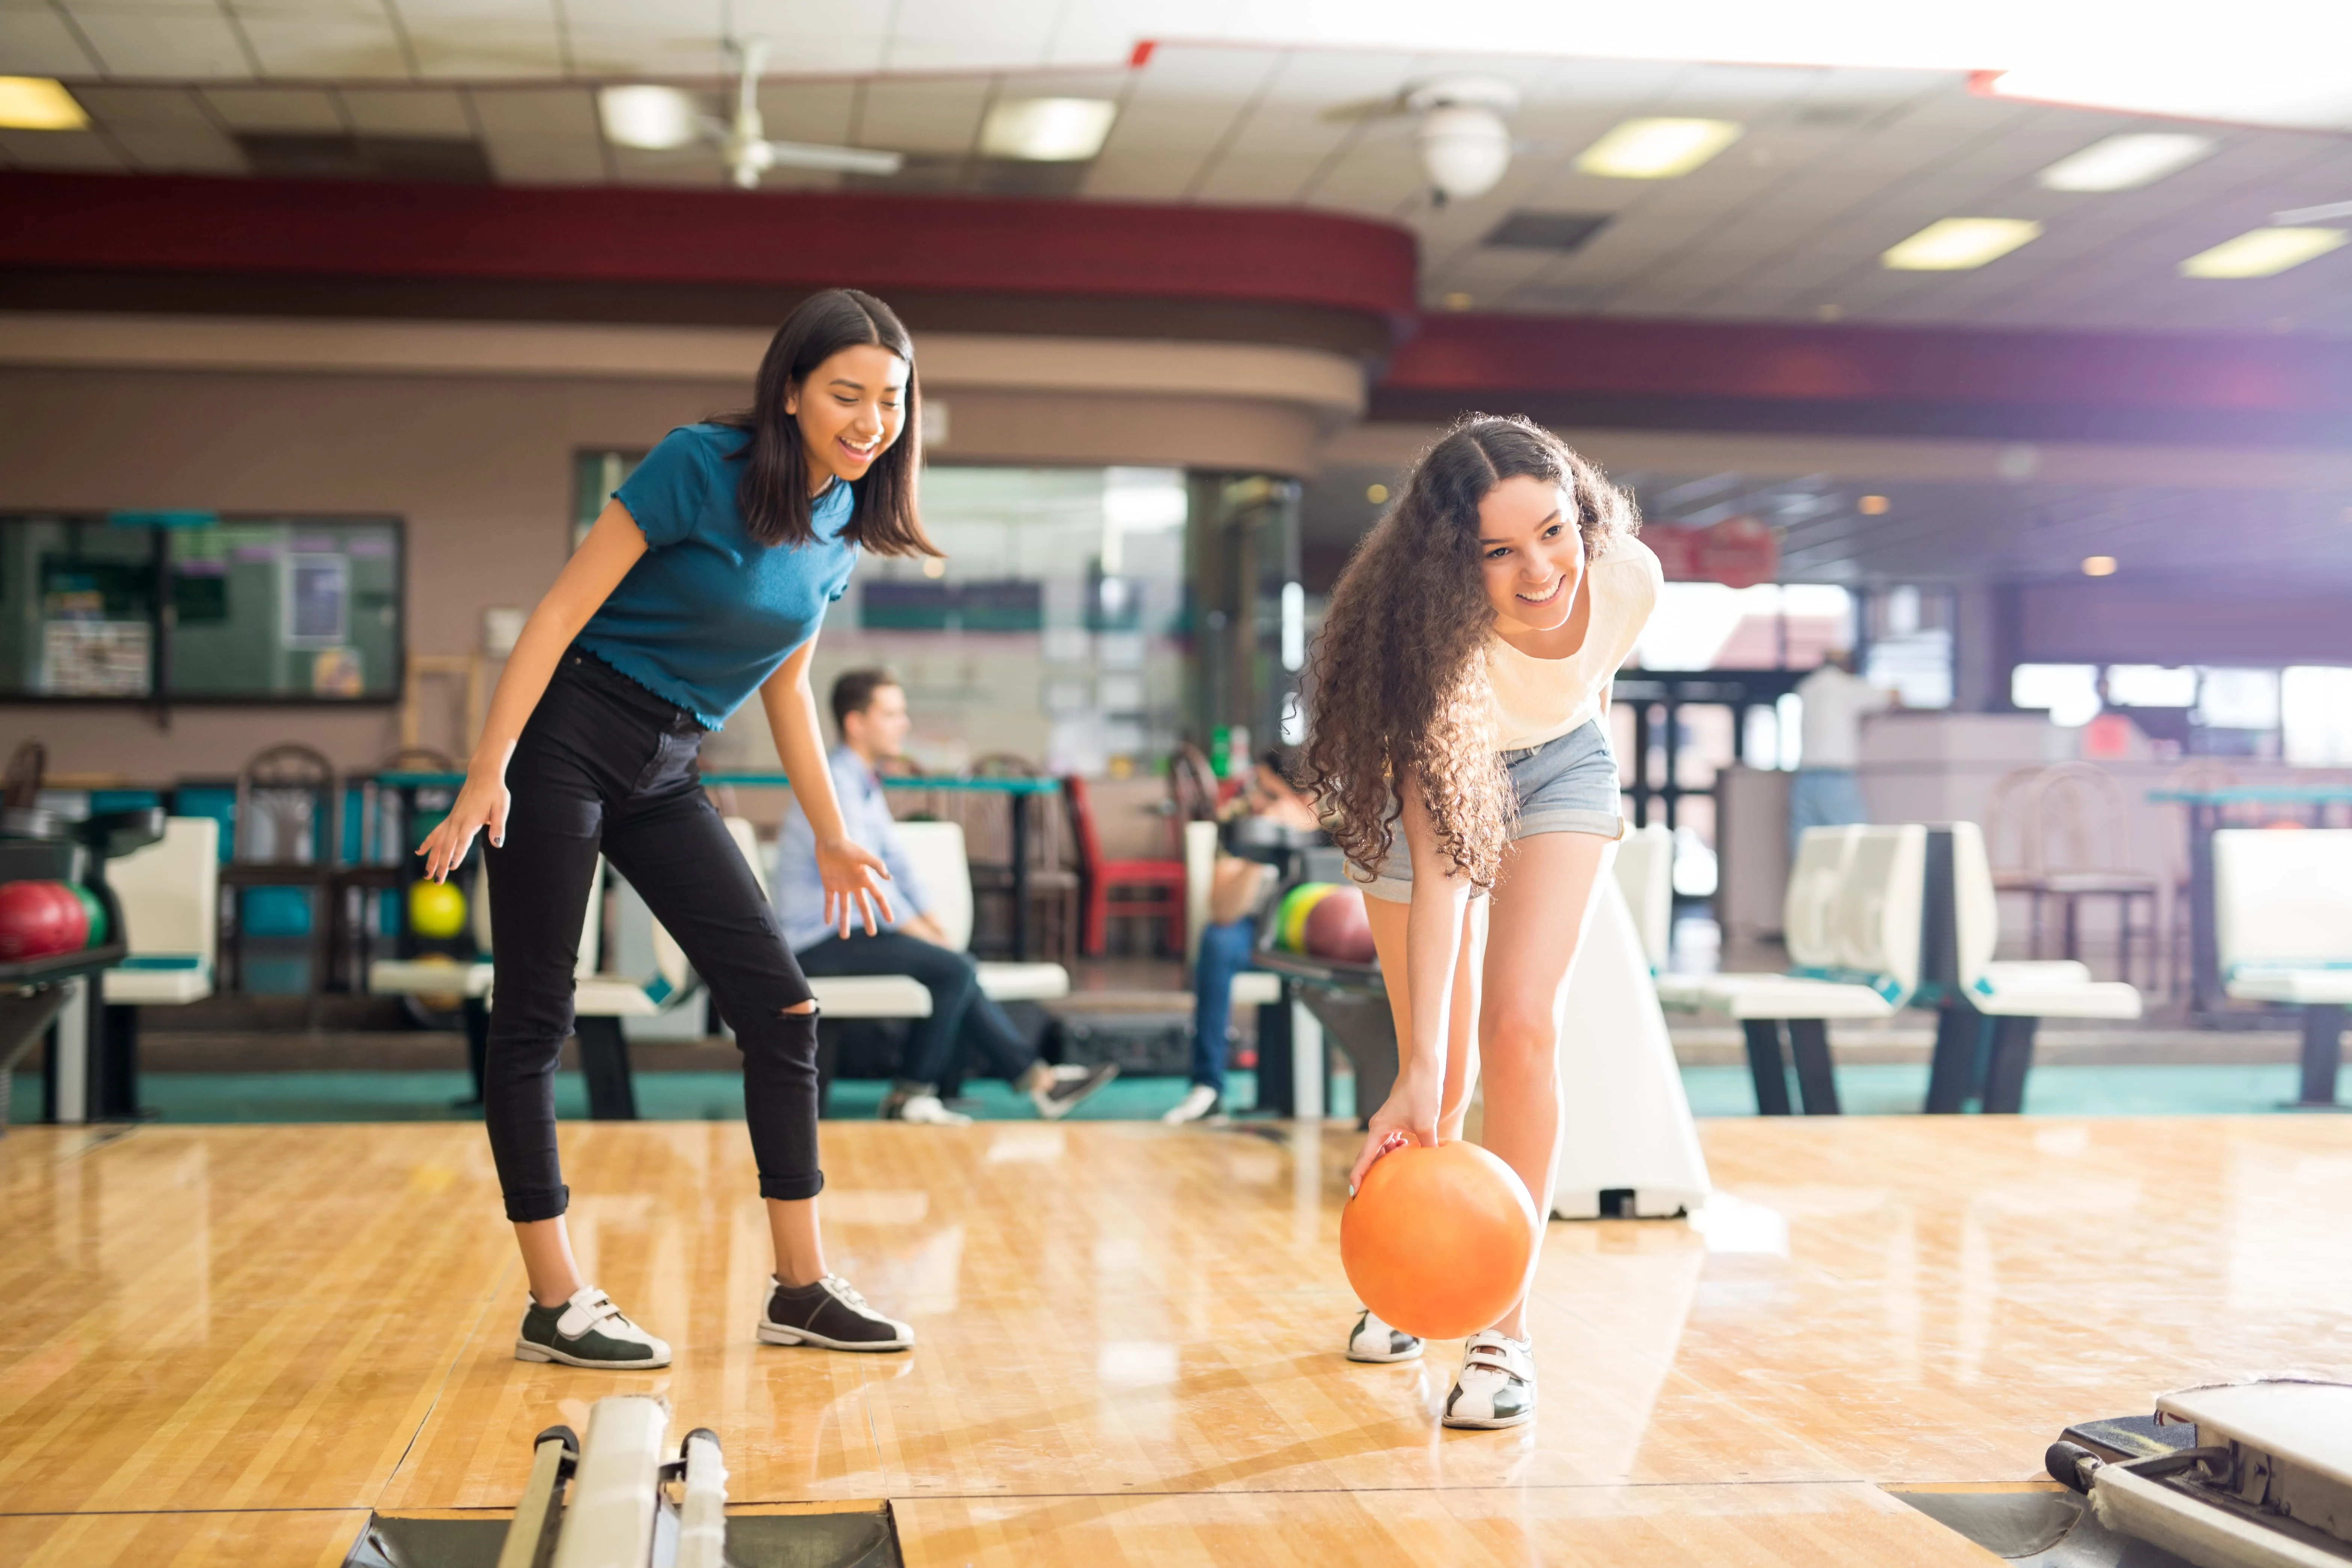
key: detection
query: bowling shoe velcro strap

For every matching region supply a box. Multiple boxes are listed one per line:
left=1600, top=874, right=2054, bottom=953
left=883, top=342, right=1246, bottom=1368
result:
left=1444, top=1331, right=1536, bottom=1429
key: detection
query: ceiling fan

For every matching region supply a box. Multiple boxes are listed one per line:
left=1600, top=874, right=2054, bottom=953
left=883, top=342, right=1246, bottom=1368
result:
left=598, top=36, right=905, bottom=189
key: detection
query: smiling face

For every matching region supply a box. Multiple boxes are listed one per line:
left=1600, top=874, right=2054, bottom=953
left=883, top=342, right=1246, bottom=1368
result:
left=786, top=343, right=909, bottom=492
left=1477, top=473, right=1586, bottom=635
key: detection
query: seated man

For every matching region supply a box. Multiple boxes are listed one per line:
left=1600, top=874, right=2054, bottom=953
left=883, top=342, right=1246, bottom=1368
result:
left=1164, top=749, right=1321, bottom=1125
left=776, top=668, right=1116, bottom=1126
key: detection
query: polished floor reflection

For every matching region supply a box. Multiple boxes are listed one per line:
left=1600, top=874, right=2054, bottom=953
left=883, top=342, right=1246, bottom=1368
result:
left=3, top=1116, right=2348, bottom=1565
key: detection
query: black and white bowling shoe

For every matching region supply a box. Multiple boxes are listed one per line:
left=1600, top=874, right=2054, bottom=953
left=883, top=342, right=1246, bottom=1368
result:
left=513, top=1286, right=672, bottom=1370
left=1442, top=1330, right=1535, bottom=1429
left=757, top=1274, right=914, bottom=1352
left=1344, top=1307, right=1424, bottom=1364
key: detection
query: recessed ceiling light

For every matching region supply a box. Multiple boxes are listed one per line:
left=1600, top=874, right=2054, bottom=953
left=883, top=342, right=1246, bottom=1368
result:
left=1441, top=292, right=1474, bottom=311
left=980, top=98, right=1116, bottom=162
left=1858, top=494, right=1891, bottom=515
left=1574, top=118, right=1742, bottom=179
left=1882, top=218, right=2042, bottom=270
left=599, top=85, right=702, bottom=150
left=2180, top=227, right=2347, bottom=279
left=0, top=77, right=86, bottom=131
left=2082, top=555, right=2118, bottom=577
left=1366, top=483, right=1390, bottom=504
left=2038, top=132, right=2214, bottom=192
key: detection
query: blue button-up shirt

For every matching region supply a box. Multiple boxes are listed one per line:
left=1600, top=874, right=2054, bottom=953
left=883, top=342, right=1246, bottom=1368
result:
left=774, top=745, right=932, bottom=953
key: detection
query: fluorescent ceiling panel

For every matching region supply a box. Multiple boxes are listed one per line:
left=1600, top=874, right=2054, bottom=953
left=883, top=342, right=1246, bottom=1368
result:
left=1882, top=217, right=2042, bottom=270
left=2037, top=132, right=2213, bottom=192
left=980, top=98, right=1117, bottom=161
left=0, top=77, right=86, bottom=131
left=2179, top=227, right=2347, bottom=278
left=599, top=85, right=702, bottom=150
left=1574, top=118, right=1741, bottom=179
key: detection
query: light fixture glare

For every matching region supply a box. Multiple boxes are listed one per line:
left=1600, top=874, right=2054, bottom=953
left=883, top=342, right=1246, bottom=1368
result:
left=2082, top=555, right=2118, bottom=577
left=2180, top=227, right=2347, bottom=279
left=1574, top=118, right=1742, bottom=179
left=598, top=84, right=702, bottom=150
left=0, top=77, right=86, bottom=131
left=2037, top=132, right=2213, bottom=192
left=1882, top=217, right=2042, bottom=270
left=980, top=98, right=1117, bottom=162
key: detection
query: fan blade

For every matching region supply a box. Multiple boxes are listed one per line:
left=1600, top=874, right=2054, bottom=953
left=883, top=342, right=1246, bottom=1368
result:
left=762, top=140, right=904, bottom=175
left=2274, top=199, right=2352, bottom=224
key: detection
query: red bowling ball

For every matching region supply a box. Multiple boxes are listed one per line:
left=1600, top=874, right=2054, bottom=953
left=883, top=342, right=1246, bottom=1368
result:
left=1301, top=884, right=1377, bottom=964
left=0, top=880, right=88, bottom=961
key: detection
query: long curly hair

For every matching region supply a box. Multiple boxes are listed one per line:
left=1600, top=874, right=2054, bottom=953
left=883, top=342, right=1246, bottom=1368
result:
left=1299, top=415, right=1637, bottom=889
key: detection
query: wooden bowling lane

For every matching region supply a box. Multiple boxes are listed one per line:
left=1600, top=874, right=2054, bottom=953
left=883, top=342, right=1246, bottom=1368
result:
left=0, top=1509, right=366, bottom=1568
left=3, top=1115, right=2350, bottom=1566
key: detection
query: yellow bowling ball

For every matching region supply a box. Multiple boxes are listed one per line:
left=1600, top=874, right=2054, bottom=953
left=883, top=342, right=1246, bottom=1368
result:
left=408, top=878, right=469, bottom=941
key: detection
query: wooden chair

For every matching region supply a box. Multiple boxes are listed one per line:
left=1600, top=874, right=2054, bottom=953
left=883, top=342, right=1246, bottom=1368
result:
left=3, top=738, right=44, bottom=810
left=1065, top=774, right=1186, bottom=957
left=221, top=743, right=340, bottom=1019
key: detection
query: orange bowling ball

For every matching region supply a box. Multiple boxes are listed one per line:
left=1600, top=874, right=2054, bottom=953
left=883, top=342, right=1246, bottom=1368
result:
left=1340, top=1140, right=1539, bottom=1340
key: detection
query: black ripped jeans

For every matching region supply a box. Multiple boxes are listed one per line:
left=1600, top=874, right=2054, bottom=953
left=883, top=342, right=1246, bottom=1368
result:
left=483, top=649, right=820, bottom=1223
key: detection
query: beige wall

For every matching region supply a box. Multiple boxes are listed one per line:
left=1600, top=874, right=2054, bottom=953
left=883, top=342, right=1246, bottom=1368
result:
left=0, top=364, right=1292, bottom=780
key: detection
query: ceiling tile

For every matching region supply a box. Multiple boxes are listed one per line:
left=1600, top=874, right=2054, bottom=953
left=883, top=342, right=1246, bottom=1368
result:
left=109, top=122, right=246, bottom=172
left=340, top=87, right=473, bottom=136
left=403, top=18, right=565, bottom=79
left=204, top=85, right=346, bottom=132
left=70, top=83, right=215, bottom=129
left=755, top=79, right=856, bottom=145
left=607, top=144, right=726, bottom=186
left=466, top=86, right=597, bottom=136
left=1081, top=151, right=1209, bottom=202
left=855, top=77, right=987, bottom=156
left=0, top=128, right=128, bottom=169
left=237, top=13, right=409, bottom=77
left=479, top=131, right=607, bottom=183
left=74, top=11, right=253, bottom=76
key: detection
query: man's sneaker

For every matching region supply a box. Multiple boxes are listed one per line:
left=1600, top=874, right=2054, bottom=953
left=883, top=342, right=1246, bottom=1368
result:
left=1028, top=1062, right=1118, bottom=1120
left=757, top=1274, right=913, bottom=1352
left=881, top=1090, right=970, bottom=1126
left=514, top=1286, right=671, bottom=1370
left=1161, top=1083, right=1222, bottom=1125
left=1443, top=1330, right=1536, bottom=1429
left=1344, top=1307, right=1424, bottom=1364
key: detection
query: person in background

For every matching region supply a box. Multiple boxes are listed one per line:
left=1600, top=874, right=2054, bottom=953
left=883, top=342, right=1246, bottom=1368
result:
left=777, top=669, right=1118, bottom=1126
left=1789, top=649, right=1897, bottom=858
left=1163, top=749, right=1322, bottom=1126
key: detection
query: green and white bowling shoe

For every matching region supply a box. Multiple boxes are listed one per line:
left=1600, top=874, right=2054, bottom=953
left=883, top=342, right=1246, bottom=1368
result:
left=514, top=1286, right=672, bottom=1370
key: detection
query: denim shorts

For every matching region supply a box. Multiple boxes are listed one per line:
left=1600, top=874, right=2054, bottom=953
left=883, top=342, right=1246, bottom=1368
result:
left=1346, top=719, right=1624, bottom=903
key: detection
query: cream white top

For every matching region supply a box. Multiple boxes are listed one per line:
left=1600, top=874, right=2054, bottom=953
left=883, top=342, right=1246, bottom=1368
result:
left=1485, top=536, right=1661, bottom=752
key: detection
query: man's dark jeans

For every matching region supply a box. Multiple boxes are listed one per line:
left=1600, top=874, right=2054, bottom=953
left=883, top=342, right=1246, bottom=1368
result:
left=483, top=649, right=820, bottom=1223
left=796, top=930, right=1036, bottom=1090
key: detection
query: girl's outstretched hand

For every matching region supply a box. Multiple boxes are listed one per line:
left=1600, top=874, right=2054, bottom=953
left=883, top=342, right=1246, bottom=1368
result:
left=415, top=772, right=511, bottom=884
left=1349, top=1066, right=1441, bottom=1195
left=818, top=835, right=895, bottom=938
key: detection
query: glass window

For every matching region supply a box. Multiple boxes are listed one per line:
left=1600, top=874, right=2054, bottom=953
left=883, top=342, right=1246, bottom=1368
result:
left=2195, top=667, right=2281, bottom=732
left=2106, top=665, right=2197, bottom=708
left=2012, top=663, right=2101, bottom=727
left=2283, top=666, right=2352, bottom=766
left=574, top=450, right=647, bottom=550
left=781, top=465, right=1190, bottom=778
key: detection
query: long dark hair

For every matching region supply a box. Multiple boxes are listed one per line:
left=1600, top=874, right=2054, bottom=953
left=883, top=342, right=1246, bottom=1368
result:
left=718, top=289, right=939, bottom=557
left=1299, top=415, right=1636, bottom=888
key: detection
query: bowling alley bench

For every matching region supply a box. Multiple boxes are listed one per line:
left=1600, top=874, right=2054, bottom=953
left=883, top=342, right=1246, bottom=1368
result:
left=366, top=814, right=1066, bottom=1119
left=1654, top=822, right=2149, bottom=1115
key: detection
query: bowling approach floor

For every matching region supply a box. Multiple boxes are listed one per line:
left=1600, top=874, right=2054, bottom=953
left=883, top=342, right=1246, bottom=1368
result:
left=3, top=1117, right=2349, bottom=1567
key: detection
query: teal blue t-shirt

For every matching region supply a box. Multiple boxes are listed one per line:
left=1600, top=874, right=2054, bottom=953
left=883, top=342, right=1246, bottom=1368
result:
left=577, top=423, right=857, bottom=729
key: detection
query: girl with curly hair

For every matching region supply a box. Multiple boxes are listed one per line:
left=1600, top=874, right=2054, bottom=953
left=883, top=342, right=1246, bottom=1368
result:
left=1300, top=415, right=1657, bottom=1429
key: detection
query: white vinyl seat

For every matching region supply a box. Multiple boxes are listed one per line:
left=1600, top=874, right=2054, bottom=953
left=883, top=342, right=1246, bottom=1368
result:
left=2212, top=828, right=2352, bottom=1106
left=1657, top=825, right=1925, bottom=1113
left=101, top=816, right=220, bottom=1006
left=1923, top=822, right=2142, bottom=1114
left=366, top=861, right=495, bottom=1003
left=1615, top=822, right=1675, bottom=974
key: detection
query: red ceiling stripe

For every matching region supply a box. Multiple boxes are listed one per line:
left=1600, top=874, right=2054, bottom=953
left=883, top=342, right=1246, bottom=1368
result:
left=1387, top=312, right=2352, bottom=416
left=0, top=172, right=1418, bottom=322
